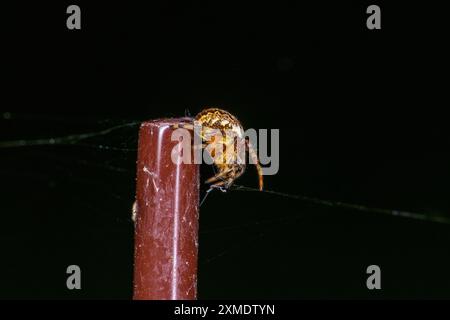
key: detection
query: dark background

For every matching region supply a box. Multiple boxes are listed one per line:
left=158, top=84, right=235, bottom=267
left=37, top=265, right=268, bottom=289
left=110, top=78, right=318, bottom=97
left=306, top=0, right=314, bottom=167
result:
left=1, top=1, right=450, bottom=299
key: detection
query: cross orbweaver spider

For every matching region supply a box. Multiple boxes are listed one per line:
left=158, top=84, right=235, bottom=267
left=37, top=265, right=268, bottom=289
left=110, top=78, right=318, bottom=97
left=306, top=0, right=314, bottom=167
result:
left=132, top=107, right=263, bottom=222
left=175, top=107, right=264, bottom=192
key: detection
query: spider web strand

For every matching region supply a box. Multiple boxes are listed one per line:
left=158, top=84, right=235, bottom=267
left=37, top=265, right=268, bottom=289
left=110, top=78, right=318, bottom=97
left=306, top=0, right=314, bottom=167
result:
left=232, top=184, right=450, bottom=225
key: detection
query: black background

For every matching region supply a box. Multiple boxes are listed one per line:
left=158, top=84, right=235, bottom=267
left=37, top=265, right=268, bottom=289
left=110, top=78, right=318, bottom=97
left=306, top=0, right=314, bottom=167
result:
left=1, top=1, right=450, bottom=299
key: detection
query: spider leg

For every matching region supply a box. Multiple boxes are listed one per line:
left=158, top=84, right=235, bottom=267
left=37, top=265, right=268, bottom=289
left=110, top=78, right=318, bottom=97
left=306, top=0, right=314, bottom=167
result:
left=199, top=181, right=228, bottom=207
left=246, top=138, right=264, bottom=191
left=200, top=169, right=230, bottom=207
left=205, top=167, right=232, bottom=184
left=204, top=137, right=229, bottom=166
left=200, top=187, right=214, bottom=206
left=209, top=180, right=231, bottom=192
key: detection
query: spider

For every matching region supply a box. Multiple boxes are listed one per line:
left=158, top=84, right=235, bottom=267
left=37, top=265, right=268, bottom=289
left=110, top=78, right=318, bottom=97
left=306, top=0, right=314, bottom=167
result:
left=132, top=108, right=263, bottom=222
left=175, top=107, right=263, bottom=192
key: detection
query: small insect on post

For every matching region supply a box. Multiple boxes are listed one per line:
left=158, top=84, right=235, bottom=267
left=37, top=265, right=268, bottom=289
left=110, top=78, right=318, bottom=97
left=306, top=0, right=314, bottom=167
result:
left=133, top=118, right=200, bottom=300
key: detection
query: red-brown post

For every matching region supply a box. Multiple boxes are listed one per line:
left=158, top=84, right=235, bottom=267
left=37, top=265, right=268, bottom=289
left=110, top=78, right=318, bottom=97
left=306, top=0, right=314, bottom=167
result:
left=133, top=118, right=200, bottom=300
